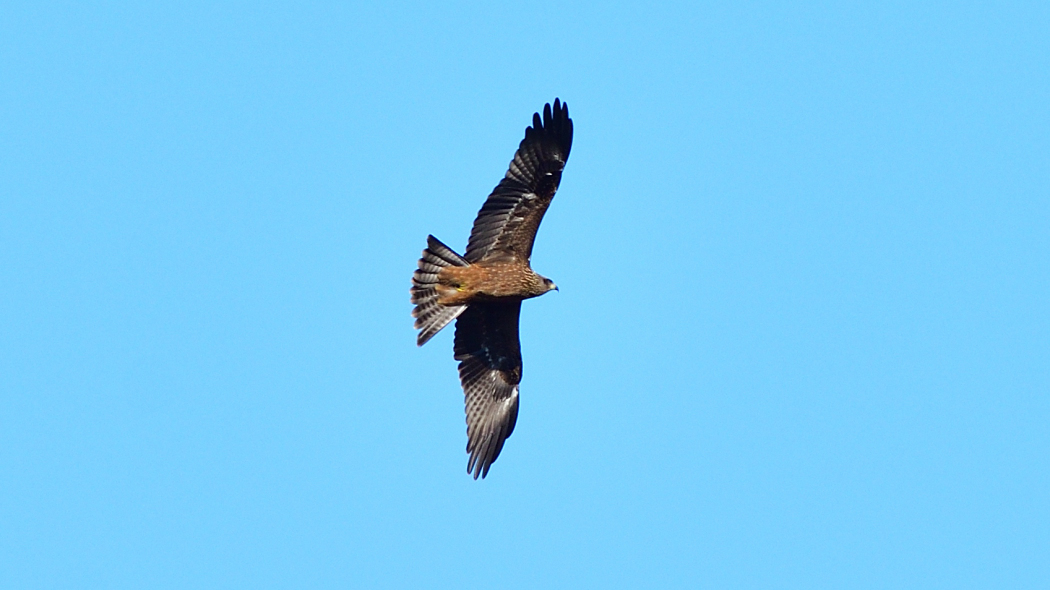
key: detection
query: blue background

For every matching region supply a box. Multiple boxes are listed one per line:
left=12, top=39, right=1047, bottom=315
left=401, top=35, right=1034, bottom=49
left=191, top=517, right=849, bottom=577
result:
left=2, top=2, right=1047, bottom=587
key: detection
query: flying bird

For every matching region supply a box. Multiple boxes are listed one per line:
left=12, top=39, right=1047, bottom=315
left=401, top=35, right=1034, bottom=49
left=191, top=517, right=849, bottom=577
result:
left=410, top=99, right=573, bottom=479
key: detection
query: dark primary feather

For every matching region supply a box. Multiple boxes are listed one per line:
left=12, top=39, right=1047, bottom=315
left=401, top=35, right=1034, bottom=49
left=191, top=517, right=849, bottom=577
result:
left=453, top=301, right=523, bottom=479
left=464, top=99, right=573, bottom=264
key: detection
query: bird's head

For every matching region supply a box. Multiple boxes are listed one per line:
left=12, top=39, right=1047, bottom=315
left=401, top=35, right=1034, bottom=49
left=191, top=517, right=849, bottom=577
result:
left=542, top=277, right=559, bottom=293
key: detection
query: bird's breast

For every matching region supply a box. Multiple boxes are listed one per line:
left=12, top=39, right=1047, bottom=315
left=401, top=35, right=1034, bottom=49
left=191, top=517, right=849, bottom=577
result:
left=436, top=262, right=538, bottom=304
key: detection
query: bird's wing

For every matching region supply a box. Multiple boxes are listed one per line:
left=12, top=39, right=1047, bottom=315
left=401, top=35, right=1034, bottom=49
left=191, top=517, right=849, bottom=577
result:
left=453, top=301, right=523, bottom=479
left=464, top=99, right=573, bottom=264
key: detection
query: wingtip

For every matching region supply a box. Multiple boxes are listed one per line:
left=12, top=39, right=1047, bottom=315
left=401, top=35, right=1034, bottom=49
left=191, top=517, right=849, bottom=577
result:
left=549, top=97, right=567, bottom=120
left=541, top=98, right=572, bottom=146
left=531, top=97, right=569, bottom=125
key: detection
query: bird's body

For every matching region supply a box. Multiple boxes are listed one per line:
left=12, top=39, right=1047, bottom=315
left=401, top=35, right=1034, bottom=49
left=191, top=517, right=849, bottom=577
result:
left=432, top=262, right=553, bottom=306
left=410, top=99, right=573, bottom=479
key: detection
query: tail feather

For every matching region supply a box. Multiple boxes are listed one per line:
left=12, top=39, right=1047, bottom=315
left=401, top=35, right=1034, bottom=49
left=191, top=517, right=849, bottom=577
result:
left=411, top=235, right=469, bottom=346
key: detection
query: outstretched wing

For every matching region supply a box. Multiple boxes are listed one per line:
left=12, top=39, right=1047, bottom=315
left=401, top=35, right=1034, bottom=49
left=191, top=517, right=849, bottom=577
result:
left=453, top=301, right=523, bottom=479
left=464, top=99, right=573, bottom=264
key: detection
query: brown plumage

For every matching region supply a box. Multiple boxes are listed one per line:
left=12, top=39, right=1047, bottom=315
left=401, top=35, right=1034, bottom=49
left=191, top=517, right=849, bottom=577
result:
left=410, top=99, right=573, bottom=479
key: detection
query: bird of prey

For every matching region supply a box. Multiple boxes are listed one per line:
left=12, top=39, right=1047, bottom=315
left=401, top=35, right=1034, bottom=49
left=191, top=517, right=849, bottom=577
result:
left=410, top=99, right=573, bottom=479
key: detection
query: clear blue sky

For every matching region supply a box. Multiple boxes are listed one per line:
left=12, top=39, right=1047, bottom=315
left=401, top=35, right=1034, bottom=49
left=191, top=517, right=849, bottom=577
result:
left=2, top=2, right=1047, bottom=588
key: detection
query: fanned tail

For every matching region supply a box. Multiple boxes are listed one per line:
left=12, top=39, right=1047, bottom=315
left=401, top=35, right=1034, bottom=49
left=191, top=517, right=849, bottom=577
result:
left=411, top=235, right=469, bottom=346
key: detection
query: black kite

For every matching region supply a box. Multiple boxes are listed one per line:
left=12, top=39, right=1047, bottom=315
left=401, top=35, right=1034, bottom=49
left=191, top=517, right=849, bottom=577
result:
left=410, top=99, right=573, bottom=479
